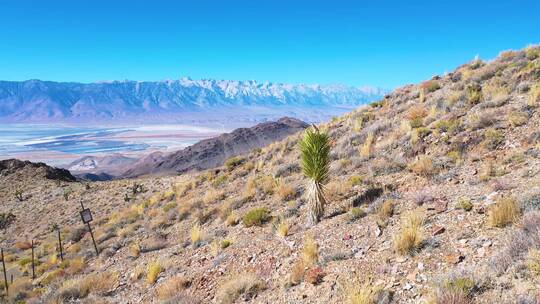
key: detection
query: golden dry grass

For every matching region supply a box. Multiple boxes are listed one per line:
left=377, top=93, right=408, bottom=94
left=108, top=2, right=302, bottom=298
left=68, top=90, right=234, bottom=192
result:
left=156, top=276, right=191, bottom=300
left=409, top=156, right=436, bottom=177
left=360, top=132, right=374, bottom=158
left=302, top=236, right=319, bottom=266
left=215, top=273, right=265, bottom=304
left=488, top=197, right=520, bottom=227
left=147, top=261, right=164, bottom=284
left=393, top=211, right=424, bottom=255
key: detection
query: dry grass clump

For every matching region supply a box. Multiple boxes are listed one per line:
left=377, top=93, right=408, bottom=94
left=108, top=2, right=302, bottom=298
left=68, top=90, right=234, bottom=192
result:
left=225, top=156, right=245, bottom=171
left=360, top=132, right=374, bottom=158
left=482, top=129, right=504, bottom=150
left=489, top=196, right=522, bottom=227
left=421, top=80, right=441, bottom=93
left=457, top=197, right=473, bottom=212
left=325, top=180, right=350, bottom=201
left=393, top=210, right=424, bottom=255
left=147, top=261, right=164, bottom=284
left=157, top=276, right=191, bottom=300
left=377, top=200, right=395, bottom=220
left=430, top=275, right=477, bottom=304
left=508, top=112, right=529, bottom=127
left=406, top=105, right=428, bottom=128
left=467, top=83, right=483, bottom=104
left=215, top=273, right=265, bottom=304
left=203, top=189, right=225, bottom=204
left=242, top=207, right=270, bottom=227
left=488, top=197, right=521, bottom=227
left=529, top=83, right=540, bottom=107
left=259, top=175, right=277, bottom=195
left=302, top=236, right=319, bottom=266
left=409, top=156, right=436, bottom=177
left=190, top=223, right=205, bottom=247
left=344, top=277, right=385, bottom=304
left=276, top=180, right=296, bottom=201
left=243, top=177, right=257, bottom=201
left=226, top=211, right=240, bottom=226
left=276, top=219, right=290, bottom=237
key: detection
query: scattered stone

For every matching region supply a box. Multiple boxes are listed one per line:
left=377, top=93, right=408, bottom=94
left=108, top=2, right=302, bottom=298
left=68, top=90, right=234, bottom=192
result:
left=432, top=225, right=445, bottom=236
left=445, top=253, right=465, bottom=264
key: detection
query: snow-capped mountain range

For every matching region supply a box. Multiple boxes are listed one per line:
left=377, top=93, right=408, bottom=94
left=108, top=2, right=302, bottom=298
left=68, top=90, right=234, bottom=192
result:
left=0, top=78, right=386, bottom=124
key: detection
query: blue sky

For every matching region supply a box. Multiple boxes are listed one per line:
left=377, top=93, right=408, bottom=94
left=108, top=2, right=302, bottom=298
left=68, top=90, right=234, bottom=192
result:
left=0, top=1, right=539, bottom=89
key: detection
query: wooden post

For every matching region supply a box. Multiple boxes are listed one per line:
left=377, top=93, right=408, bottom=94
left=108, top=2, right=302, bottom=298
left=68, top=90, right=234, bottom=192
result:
left=1, top=249, right=8, bottom=296
left=31, top=240, right=35, bottom=280
left=57, top=228, right=64, bottom=262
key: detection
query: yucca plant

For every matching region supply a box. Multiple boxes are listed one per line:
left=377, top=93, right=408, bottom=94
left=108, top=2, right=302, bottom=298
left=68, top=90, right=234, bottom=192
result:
left=299, top=126, right=331, bottom=226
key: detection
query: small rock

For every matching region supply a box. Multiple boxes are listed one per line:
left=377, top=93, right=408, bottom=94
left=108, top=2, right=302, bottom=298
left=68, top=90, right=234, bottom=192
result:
left=477, top=247, right=486, bottom=257
left=396, top=256, right=407, bottom=263
left=343, top=234, right=352, bottom=240
left=403, top=283, right=413, bottom=290
left=432, top=225, right=445, bottom=236
left=417, top=262, right=424, bottom=271
left=445, top=253, right=465, bottom=264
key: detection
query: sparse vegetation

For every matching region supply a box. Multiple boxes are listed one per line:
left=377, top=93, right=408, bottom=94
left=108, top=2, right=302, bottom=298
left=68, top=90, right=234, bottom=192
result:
left=394, top=211, right=424, bottom=255
left=409, top=156, right=436, bottom=177
left=488, top=197, right=520, bottom=227
left=302, top=236, right=319, bottom=266
left=147, top=261, right=164, bottom=284
left=299, top=127, right=331, bottom=226
left=216, top=273, right=265, bottom=304
left=242, top=207, right=270, bottom=227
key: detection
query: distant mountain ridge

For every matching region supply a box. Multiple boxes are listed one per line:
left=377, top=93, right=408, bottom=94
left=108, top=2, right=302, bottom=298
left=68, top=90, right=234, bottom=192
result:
left=0, top=78, right=386, bottom=124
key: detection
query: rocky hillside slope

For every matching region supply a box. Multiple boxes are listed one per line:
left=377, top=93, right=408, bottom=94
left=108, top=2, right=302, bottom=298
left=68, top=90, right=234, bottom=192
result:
left=121, top=117, right=309, bottom=178
left=2, top=46, right=540, bottom=304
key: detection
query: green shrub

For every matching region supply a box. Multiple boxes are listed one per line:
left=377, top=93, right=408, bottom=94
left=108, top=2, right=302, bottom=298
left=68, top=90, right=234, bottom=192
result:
left=467, top=83, right=483, bottom=104
left=458, top=197, right=473, bottom=211
left=243, top=208, right=270, bottom=227
left=483, top=129, right=504, bottom=149
left=225, top=156, right=245, bottom=171
left=349, top=175, right=363, bottom=186
left=348, top=207, right=366, bottom=222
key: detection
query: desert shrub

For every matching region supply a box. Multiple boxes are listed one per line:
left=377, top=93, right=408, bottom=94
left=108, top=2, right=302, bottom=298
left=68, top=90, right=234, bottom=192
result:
left=457, top=197, right=473, bottom=211
left=302, top=236, right=319, bottom=266
left=359, top=132, right=374, bottom=158
left=409, top=156, right=436, bottom=177
left=274, top=163, right=301, bottom=178
left=226, top=212, right=240, bottom=226
left=0, top=212, right=16, bottom=229
left=157, top=276, right=191, bottom=300
left=242, top=207, right=270, bottom=227
left=344, top=277, right=387, bottom=304
left=377, top=200, right=395, bottom=220
left=488, top=197, right=521, bottom=227
left=349, top=175, right=363, bottom=186
left=509, top=112, right=529, bottom=127
left=225, top=156, right=245, bottom=171
left=529, top=83, right=540, bottom=107
left=348, top=207, right=366, bottom=222
left=259, top=175, right=277, bottom=195
left=305, top=266, right=325, bottom=285
left=411, top=127, right=431, bottom=143
left=203, top=189, right=225, bottom=204
left=430, top=271, right=480, bottom=304
left=215, top=273, right=265, bottom=304
left=467, top=83, right=483, bottom=104
left=276, top=180, right=296, bottom=201
left=421, top=80, right=441, bottom=93
left=468, top=112, right=498, bottom=130
left=275, top=218, right=290, bottom=237
left=212, top=174, right=228, bottom=187
left=435, top=118, right=461, bottom=135
left=393, top=211, right=424, bottom=255
left=190, top=223, right=205, bottom=247
left=483, top=129, right=504, bottom=149
left=147, top=261, right=164, bottom=284
left=526, top=249, right=540, bottom=276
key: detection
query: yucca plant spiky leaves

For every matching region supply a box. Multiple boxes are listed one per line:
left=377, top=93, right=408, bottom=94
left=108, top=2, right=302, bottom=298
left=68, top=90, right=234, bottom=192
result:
left=299, top=126, right=331, bottom=226
left=299, top=127, right=330, bottom=183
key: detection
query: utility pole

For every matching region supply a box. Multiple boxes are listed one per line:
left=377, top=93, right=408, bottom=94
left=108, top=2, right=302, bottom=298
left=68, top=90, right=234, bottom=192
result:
left=31, top=240, right=35, bottom=280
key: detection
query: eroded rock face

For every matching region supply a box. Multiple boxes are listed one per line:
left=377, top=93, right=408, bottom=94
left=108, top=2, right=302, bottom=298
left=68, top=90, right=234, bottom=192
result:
left=121, top=117, right=308, bottom=177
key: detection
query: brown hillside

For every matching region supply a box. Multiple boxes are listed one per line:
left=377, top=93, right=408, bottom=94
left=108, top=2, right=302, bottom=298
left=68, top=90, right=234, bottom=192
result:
left=1, top=45, right=540, bottom=303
